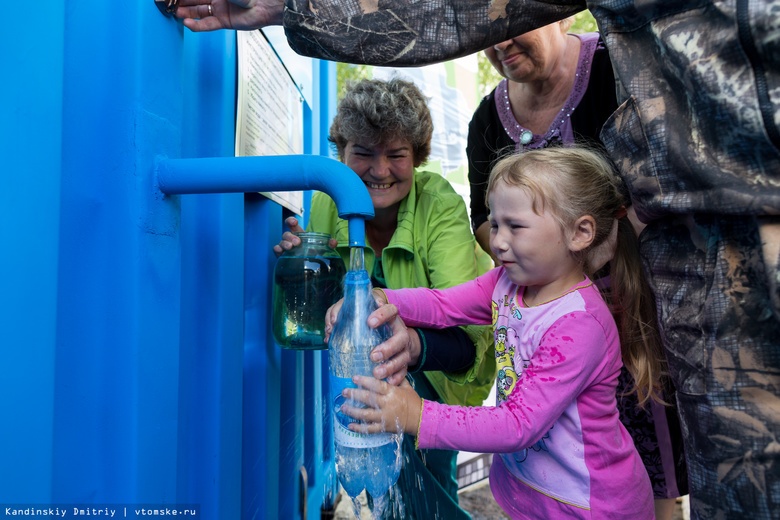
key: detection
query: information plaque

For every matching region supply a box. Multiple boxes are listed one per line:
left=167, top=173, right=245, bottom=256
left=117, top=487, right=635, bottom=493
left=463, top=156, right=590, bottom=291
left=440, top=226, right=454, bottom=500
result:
left=236, top=30, right=304, bottom=215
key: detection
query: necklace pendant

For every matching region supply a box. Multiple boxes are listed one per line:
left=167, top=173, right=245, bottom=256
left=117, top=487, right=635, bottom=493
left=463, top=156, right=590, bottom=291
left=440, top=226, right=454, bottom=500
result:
left=520, top=130, right=533, bottom=145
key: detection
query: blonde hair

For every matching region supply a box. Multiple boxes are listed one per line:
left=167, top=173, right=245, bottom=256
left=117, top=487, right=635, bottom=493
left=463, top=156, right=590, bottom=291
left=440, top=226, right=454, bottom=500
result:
left=486, top=147, right=665, bottom=405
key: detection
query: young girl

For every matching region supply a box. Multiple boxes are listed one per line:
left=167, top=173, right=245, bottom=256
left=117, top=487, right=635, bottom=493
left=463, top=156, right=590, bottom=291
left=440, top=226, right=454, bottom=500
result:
left=337, top=146, right=664, bottom=519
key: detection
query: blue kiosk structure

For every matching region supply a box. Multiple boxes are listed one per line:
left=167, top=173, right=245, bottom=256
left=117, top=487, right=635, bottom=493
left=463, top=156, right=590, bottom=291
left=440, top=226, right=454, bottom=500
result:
left=0, top=3, right=363, bottom=518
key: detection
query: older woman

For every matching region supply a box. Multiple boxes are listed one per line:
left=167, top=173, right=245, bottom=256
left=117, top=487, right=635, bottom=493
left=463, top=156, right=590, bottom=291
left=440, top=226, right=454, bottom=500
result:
left=467, top=18, right=617, bottom=263
left=276, top=78, right=494, bottom=519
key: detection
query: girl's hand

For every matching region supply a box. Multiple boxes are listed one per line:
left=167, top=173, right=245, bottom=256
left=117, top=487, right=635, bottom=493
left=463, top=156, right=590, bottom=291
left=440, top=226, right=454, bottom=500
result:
left=325, top=301, right=417, bottom=386
left=340, top=376, right=422, bottom=435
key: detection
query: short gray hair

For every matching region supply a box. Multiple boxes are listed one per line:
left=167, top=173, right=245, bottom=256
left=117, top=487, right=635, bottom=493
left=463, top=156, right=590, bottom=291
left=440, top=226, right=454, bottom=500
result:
left=329, top=78, right=433, bottom=166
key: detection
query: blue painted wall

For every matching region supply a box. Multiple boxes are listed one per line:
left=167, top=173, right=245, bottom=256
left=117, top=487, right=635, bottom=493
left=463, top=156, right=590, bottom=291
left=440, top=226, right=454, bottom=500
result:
left=0, top=3, right=336, bottom=518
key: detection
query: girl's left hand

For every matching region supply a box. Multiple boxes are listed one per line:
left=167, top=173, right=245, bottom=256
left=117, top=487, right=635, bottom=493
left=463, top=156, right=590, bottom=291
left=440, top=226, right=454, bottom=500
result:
left=340, top=376, right=422, bottom=435
left=325, top=301, right=416, bottom=386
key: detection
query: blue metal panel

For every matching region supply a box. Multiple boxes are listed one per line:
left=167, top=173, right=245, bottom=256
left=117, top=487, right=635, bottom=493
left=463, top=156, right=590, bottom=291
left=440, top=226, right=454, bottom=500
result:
left=177, top=30, right=244, bottom=519
left=242, top=194, right=285, bottom=520
left=1, top=3, right=344, bottom=518
left=0, top=3, right=64, bottom=503
left=51, top=1, right=184, bottom=503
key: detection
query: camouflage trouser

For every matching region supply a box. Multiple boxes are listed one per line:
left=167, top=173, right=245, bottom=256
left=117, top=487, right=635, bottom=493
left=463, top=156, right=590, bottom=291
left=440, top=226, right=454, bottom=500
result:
left=641, top=214, right=780, bottom=519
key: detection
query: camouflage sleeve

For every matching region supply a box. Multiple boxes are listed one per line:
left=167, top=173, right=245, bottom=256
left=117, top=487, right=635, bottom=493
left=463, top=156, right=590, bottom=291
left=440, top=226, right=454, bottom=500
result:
left=282, top=0, right=586, bottom=66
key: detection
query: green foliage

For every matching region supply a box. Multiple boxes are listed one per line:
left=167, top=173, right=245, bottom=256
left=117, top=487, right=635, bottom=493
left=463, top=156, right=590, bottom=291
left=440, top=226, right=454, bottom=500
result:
left=477, top=52, right=503, bottom=99
left=336, top=63, right=372, bottom=100
left=571, top=10, right=599, bottom=33
left=476, top=11, right=599, bottom=98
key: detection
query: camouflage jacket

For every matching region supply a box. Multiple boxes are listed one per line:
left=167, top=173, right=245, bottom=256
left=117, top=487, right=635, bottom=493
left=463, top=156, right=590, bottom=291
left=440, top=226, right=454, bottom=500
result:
left=283, top=0, right=780, bottom=220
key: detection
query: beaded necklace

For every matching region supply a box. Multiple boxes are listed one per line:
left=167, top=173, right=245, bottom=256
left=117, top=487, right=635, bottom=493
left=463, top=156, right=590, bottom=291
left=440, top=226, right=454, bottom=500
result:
left=495, top=33, right=600, bottom=151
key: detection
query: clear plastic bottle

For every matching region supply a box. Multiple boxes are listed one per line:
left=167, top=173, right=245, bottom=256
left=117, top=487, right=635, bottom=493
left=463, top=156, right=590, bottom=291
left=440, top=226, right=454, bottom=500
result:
left=272, top=232, right=346, bottom=349
left=327, top=258, right=401, bottom=502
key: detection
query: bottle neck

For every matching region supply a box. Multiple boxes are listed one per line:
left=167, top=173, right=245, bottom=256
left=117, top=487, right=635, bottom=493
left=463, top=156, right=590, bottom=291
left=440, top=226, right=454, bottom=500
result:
left=349, top=246, right=365, bottom=272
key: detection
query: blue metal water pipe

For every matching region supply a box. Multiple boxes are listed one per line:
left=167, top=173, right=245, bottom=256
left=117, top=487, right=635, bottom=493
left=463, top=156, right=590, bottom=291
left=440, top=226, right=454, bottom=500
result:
left=157, top=155, right=374, bottom=246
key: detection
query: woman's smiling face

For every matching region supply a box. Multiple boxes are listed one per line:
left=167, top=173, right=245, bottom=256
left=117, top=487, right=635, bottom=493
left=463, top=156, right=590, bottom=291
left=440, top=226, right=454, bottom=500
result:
left=344, top=139, right=415, bottom=212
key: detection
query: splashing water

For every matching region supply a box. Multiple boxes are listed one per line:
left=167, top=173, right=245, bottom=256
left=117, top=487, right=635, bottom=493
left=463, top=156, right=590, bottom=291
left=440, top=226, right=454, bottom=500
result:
left=352, top=494, right=362, bottom=519
left=370, top=492, right=388, bottom=519
left=350, top=246, right=365, bottom=272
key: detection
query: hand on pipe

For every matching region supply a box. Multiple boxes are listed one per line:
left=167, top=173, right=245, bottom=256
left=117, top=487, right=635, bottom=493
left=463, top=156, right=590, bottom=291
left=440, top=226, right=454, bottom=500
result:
left=340, top=376, right=422, bottom=435
left=175, top=0, right=284, bottom=32
left=325, top=297, right=420, bottom=386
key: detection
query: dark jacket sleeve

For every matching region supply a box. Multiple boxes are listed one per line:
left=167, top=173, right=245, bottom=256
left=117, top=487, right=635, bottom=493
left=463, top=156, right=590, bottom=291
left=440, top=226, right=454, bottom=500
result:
left=467, top=90, right=515, bottom=233
left=412, top=327, right=476, bottom=373
left=570, top=41, right=618, bottom=146
left=282, top=0, right=587, bottom=66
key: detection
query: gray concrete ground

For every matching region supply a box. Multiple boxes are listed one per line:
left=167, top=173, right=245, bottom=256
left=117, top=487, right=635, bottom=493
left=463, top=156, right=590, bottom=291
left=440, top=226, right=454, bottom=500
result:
left=458, top=482, right=689, bottom=520
left=458, top=480, right=510, bottom=519
left=332, top=479, right=690, bottom=519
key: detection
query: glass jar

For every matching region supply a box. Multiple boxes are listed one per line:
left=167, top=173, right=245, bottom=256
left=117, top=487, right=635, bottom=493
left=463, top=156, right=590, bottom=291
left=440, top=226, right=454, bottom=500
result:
left=272, top=232, right=346, bottom=350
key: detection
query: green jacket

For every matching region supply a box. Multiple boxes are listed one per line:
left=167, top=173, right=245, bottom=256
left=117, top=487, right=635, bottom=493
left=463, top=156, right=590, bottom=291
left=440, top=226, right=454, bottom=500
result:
left=308, top=169, right=495, bottom=406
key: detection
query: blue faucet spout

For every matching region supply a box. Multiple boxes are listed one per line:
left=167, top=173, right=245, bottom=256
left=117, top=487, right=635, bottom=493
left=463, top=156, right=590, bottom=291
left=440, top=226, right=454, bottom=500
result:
left=157, top=155, right=373, bottom=247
